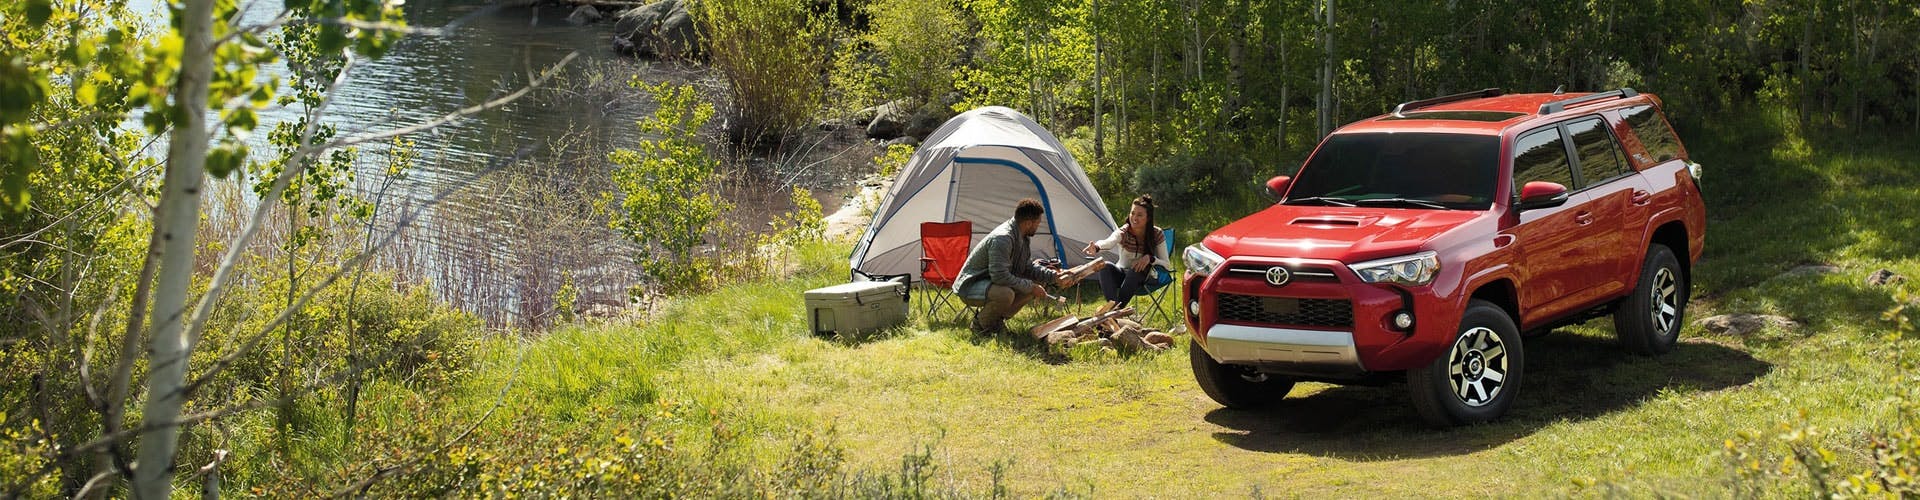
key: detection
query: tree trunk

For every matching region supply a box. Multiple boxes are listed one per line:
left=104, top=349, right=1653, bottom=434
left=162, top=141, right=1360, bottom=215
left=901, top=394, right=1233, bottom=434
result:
left=97, top=222, right=161, bottom=492
left=1800, top=7, right=1811, bottom=124
left=1223, top=0, right=1246, bottom=129
left=1278, top=39, right=1289, bottom=152
left=1093, top=0, right=1104, bottom=161
left=132, top=0, right=215, bottom=495
left=278, top=209, right=296, bottom=454
left=1318, top=0, right=1334, bottom=139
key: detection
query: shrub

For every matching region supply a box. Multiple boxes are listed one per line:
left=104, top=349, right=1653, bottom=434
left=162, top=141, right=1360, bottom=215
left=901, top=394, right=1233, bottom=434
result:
left=697, top=0, right=837, bottom=141
left=873, top=142, right=913, bottom=178
left=605, top=81, right=732, bottom=294
left=866, top=0, right=964, bottom=104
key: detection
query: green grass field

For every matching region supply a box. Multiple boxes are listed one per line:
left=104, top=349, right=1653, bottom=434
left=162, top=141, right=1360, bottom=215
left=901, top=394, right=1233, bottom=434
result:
left=317, top=114, right=1918, bottom=497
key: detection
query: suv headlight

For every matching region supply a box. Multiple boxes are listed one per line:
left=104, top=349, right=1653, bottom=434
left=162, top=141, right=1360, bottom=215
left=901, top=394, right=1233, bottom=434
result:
left=1348, top=251, right=1440, bottom=287
left=1183, top=244, right=1225, bottom=277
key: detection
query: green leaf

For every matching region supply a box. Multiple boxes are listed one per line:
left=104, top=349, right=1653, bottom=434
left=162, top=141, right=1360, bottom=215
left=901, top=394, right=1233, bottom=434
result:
left=205, top=140, right=248, bottom=179
left=25, top=0, right=53, bottom=24
left=316, top=25, right=347, bottom=55
left=1, top=127, right=38, bottom=213
left=76, top=82, right=98, bottom=106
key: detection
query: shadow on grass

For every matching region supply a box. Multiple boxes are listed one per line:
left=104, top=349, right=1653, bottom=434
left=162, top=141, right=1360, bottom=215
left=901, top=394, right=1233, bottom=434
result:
left=1202, top=332, right=1770, bottom=460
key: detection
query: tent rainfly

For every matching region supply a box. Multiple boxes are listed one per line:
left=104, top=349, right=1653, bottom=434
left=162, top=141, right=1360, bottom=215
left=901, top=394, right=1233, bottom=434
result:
left=850, top=106, right=1118, bottom=283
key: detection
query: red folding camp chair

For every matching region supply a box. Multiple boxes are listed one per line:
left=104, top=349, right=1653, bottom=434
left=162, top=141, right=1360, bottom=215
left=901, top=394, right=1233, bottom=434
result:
left=918, top=221, right=973, bottom=322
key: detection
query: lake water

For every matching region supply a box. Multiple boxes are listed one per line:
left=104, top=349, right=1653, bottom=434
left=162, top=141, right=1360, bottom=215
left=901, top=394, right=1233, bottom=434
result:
left=131, top=0, right=871, bottom=328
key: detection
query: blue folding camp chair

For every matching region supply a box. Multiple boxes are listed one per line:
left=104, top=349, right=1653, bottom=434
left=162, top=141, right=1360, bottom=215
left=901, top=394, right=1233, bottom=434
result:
left=1139, top=228, right=1178, bottom=325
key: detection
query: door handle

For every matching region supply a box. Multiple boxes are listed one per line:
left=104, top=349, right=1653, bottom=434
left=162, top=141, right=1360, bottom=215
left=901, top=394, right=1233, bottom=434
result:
left=1631, top=190, right=1653, bottom=206
left=1575, top=211, right=1594, bottom=225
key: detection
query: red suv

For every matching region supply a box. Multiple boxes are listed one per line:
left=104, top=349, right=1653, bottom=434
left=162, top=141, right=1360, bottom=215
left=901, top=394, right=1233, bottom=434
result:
left=1181, top=88, right=1704, bottom=426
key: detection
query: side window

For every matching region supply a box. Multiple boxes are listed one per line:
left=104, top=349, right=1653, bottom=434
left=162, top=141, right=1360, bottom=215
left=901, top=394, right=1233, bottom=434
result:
left=1512, top=128, right=1574, bottom=191
left=1567, top=117, right=1629, bottom=186
left=1620, top=104, right=1683, bottom=164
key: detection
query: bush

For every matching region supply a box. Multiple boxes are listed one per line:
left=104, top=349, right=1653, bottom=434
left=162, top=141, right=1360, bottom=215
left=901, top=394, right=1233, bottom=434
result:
left=866, top=0, right=964, bottom=104
left=697, top=0, right=837, bottom=141
left=606, top=81, right=732, bottom=294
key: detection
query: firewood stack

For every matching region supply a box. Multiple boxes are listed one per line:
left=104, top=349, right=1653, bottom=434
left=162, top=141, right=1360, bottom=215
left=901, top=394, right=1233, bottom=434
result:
left=1028, top=307, right=1177, bottom=351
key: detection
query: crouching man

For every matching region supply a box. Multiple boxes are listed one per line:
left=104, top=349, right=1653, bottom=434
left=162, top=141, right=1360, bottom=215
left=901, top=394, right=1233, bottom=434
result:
left=954, top=198, right=1080, bottom=334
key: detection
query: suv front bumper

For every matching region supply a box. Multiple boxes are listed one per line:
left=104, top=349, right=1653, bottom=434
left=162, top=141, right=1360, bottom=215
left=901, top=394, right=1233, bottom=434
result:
left=1204, top=324, right=1364, bottom=373
left=1186, top=256, right=1465, bottom=375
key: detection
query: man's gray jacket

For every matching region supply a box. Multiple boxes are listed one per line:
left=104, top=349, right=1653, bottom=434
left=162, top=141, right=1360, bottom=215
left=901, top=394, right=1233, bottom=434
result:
left=953, top=218, right=1059, bottom=301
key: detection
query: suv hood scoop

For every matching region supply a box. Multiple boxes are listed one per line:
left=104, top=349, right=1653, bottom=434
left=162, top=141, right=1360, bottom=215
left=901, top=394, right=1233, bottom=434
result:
left=1290, top=216, right=1374, bottom=227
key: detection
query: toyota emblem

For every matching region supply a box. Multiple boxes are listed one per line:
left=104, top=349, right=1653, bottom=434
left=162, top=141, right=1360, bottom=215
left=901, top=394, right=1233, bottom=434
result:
left=1264, top=266, right=1292, bottom=286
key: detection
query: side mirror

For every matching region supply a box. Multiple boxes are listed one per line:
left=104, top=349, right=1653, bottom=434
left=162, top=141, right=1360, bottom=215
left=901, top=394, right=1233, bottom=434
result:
left=1517, top=181, right=1569, bottom=211
left=1264, top=176, right=1292, bottom=202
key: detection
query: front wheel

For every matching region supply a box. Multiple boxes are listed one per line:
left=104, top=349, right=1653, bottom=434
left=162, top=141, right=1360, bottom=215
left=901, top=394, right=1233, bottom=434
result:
left=1614, top=244, right=1687, bottom=355
left=1190, top=339, right=1294, bottom=409
left=1409, top=299, right=1524, bottom=427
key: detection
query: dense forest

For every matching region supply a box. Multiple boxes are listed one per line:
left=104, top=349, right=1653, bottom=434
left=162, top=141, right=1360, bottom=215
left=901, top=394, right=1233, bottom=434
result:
left=826, top=0, right=1920, bottom=206
left=2, top=0, right=1917, bottom=496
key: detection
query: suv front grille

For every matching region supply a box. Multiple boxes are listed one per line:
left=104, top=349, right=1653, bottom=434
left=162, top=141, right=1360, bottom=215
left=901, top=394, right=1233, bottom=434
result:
left=1224, top=264, right=1341, bottom=283
left=1216, top=293, right=1353, bottom=328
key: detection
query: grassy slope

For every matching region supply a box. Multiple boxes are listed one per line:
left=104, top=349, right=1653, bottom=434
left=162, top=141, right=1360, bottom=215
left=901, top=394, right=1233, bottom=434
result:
left=414, top=113, right=1915, bottom=497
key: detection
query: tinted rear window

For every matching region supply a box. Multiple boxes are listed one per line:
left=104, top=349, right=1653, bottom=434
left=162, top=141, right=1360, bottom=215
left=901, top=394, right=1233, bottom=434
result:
left=1621, top=104, right=1684, bottom=164
left=1289, top=133, right=1500, bottom=209
left=1567, top=117, right=1630, bottom=186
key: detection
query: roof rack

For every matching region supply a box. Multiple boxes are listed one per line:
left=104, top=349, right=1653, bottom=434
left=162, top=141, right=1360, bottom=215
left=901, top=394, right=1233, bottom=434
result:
left=1391, top=88, right=1503, bottom=118
left=1538, top=88, right=1638, bottom=115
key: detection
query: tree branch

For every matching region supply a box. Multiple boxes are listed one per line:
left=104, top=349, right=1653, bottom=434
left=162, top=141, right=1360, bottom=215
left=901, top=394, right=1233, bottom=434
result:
left=180, top=142, right=535, bottom=399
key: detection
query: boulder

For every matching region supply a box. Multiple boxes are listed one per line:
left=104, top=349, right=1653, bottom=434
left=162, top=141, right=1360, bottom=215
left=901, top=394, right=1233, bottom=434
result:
left=1143, top=331, right=1174, bottom=347
left=882, top=136, right=919, bottom=148
left=903, top=100, right=954, bottom=139
left=1867, top=269, right=1906, bottom=287
left=613, top=0, right=702, bottom=60
left=567, top=4, right=603, bottom=25
left=1694, top=313, right=1799, bottom=336
left=865, top=99, right=913, bottom=139
left=851, top=104, right=882, bottom=126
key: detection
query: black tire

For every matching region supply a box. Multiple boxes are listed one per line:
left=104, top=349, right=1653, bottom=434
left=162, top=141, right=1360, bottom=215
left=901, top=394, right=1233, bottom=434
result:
left=1408, top=299, right=1524, bottom=427
left=1189, top=339, right=1295, bottom=409
left=1614, top=244, right=1687, bottom=355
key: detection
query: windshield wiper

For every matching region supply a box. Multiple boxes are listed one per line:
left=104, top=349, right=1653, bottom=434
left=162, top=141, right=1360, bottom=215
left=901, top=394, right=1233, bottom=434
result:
left=1284, top=196, right=1356, bottom=207
left=1353, top=197, right=1450, bottom=209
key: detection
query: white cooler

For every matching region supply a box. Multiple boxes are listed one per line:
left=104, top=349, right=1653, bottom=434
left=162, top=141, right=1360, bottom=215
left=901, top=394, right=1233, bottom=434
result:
left=804, top=281, right=908, bottom=335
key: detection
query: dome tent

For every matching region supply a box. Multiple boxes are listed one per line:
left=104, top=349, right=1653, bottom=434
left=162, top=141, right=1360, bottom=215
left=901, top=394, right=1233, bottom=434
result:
left=850, top=106, right=1118, bottom=282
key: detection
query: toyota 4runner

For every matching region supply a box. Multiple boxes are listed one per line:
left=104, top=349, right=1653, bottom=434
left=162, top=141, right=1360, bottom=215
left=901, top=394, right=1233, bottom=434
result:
left=1181, top=88, right=1705, bottom=426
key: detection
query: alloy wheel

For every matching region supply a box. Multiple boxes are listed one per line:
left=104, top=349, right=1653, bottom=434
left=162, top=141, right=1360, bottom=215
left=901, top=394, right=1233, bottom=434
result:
left=1650, top=267, right=1679, bottom=337
left=1447, top=327, right=1509, bottom=407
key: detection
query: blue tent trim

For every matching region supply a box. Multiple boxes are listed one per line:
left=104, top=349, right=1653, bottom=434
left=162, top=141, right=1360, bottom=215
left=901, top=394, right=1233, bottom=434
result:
left=950, top=156, right=1069, bottom=261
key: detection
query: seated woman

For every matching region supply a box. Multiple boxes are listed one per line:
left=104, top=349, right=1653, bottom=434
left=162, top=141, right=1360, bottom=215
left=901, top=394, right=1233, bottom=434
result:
left=1081, top=194, right=1170, bottom=315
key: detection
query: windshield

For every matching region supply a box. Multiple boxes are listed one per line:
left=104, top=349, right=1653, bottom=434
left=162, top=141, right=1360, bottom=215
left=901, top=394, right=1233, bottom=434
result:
left=1286, top=132, right=1500, bottom=210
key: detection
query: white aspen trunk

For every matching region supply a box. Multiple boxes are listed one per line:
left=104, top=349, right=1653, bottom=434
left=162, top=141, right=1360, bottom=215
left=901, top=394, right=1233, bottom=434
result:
left=1318, top=0, right=1333, bottom=138
left=1093, top=0, right=1104, bottom=161
left=1279, top=38, right=1288, bottom=151
left=132, top=0, right=215, bottom=495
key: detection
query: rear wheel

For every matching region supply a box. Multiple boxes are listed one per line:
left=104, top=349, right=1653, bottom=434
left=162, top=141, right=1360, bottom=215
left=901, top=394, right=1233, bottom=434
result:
left=1190, top=339, right=1294, bottom=409
left=1409, top=299, right=1524, bottom=427
left=1614, top=244, right=1686, bottom=355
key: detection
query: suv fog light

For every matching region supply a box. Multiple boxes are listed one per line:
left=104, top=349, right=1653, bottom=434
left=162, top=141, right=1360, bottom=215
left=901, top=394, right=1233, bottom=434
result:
left=1189, top=300, right=1201, bottom=316
left=1392, top=311, right=1414, bottom=330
